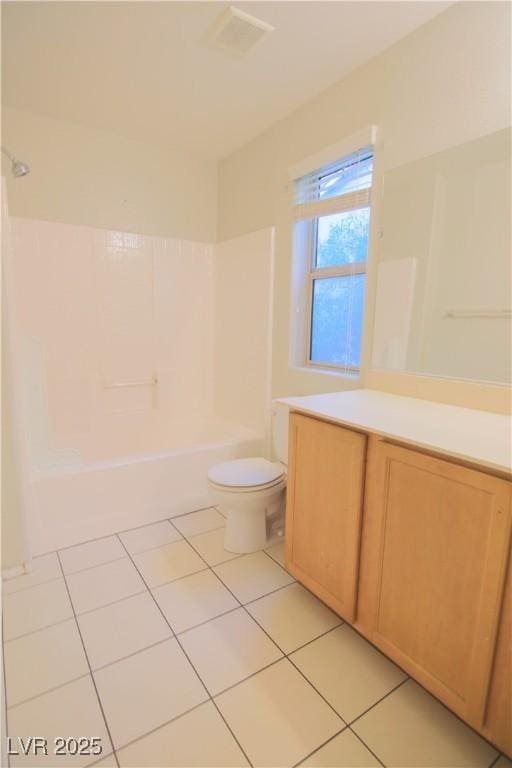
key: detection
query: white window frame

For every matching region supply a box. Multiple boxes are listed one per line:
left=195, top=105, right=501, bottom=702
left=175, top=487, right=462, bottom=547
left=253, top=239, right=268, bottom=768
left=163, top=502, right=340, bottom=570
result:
left=304, top=219, right=369, bottom=373
left=296, top=153, right=373, bottom=373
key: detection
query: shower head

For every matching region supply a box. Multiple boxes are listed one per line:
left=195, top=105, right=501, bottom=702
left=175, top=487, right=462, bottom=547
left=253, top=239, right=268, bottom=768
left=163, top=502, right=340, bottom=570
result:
left=1, top=146, right=30, bottom=178
left=12, top=159, right=30, bottom=178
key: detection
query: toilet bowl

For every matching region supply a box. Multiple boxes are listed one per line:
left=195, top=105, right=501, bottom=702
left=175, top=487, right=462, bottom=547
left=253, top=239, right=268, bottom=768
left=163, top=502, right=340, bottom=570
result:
left=207, top=404, right=289, bottom=554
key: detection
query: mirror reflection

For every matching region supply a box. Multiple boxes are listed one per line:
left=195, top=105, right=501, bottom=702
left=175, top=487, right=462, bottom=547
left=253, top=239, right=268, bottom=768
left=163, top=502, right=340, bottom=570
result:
left=372, top=128, right=511, bottom=385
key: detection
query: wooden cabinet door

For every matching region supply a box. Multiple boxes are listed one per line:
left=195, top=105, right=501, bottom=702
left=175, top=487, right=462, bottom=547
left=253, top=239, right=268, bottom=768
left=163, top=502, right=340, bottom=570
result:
left=285, top=413, right=366, bottom=622
left=362, top=437, right=512, bottom=724
left=481, top=556, right=512, bottom=756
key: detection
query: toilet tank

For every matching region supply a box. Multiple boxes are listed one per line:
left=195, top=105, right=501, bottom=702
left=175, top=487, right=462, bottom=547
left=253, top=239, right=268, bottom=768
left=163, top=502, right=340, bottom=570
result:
left=270, top=401, right=289, bottom=464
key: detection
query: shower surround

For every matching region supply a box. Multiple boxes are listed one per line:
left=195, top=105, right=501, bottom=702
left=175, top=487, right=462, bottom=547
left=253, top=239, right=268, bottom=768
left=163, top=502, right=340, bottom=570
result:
left=7, top=217, right=273, bottom=555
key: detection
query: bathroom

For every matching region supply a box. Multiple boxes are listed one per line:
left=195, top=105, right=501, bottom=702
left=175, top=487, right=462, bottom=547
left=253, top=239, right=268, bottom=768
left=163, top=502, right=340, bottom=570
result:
left=1, top=1, right=511, bottom=766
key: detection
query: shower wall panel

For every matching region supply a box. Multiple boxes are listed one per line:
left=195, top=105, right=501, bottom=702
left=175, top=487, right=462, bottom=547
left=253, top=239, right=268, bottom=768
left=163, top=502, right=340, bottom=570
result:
left=9, top=217, right=215, bottom=471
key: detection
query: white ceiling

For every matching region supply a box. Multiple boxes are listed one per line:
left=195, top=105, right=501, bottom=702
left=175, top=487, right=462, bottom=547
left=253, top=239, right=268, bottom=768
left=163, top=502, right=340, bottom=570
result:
left=2, top=1, right=452, bottom=159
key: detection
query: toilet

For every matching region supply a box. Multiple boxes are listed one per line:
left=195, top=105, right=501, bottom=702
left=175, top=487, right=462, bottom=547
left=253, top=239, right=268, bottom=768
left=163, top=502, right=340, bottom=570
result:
left=207, top=404, right=288, bottom=554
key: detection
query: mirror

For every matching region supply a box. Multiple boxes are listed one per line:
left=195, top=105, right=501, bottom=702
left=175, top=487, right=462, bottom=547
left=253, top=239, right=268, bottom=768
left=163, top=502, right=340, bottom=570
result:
left=371, top=127, right=511, bottom=385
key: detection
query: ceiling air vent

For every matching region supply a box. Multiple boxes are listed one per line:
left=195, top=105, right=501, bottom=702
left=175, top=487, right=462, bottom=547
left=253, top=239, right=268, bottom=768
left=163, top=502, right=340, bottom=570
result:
left=205, top=6, right=274, bottom=57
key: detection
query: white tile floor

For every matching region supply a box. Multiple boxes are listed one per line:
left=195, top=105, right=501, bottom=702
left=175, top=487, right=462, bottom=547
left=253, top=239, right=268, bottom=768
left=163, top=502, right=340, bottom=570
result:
left=2, top=507, right=509, bottom=768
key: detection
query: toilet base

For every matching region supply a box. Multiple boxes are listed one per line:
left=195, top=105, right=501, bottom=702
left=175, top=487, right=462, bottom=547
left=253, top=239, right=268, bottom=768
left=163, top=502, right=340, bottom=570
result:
left=214, top=487, right=286, bottom=554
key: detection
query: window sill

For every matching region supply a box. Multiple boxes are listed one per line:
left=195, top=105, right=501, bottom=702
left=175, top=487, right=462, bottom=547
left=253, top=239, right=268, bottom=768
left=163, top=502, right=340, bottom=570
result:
left=291, top=365, right=361, bottom=382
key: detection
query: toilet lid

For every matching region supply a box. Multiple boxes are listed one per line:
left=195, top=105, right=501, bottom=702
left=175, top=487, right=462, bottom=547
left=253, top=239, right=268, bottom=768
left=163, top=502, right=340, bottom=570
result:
left=207, top=457, right=285, bottom=488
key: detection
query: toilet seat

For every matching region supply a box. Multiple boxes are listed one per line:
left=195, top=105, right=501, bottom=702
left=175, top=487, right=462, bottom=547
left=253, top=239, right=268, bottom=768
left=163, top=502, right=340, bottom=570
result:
left=208, top=474, right=286, bottom=494
left=207, top=452, right=287, bottom=554
left=207, top=457, right=285, bottom=491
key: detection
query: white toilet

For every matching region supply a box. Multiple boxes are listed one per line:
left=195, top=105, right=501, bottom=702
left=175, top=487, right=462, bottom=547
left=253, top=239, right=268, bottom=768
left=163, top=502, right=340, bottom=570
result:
left=207, top=404, right=288, bottom=554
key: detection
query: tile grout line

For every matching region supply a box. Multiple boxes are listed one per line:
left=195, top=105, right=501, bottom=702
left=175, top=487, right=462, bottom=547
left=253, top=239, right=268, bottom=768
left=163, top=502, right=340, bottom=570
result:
left=182, top=539, right=248, bottom=567
left=182, top=529, right=342, bottom=704
left=209, top=657, right=286, bottom=700
left=2, top=555, right=133, bottom=599
left=2, top=573, right=64, bottom=597
left=175, top=523, right=359, bottom=760
left=3, top=615, right=74, bottom=645
left=119, top=536, right=187, bottom=559
left=6, top=578, right=503, bottom=768
left=172, top=523, right=226, bottom=539
left=275, top=646, right=345, bottom=724
left=180, top=521, right=295, bottom=588
left=2, top=534, right=186, bottom=599
left=114, top=538, right=179, bottom=644
left=4, top=585, right=398, bottom=755
left=290, top=725, right=348, bottom=768
left=108, top=699, right=213, bottom=761
left=231, top=575, right=297, bottom=605
left=5, top=504, right=217, bottom=563
left=347, top=677, right=409, bottom=728
left=322, top=612, right=505, bottom=761
left=116, top=531, right=255, bottom=767
left=6, top=672, right=91, bottom=712
left=276, top=620, right=343, bottom=656
left=71, top=588, right=148, bottom=620
left=278, top=630, right=396, bottom=768
left=2, top=547, right=290, bottom=645
left=174, top=593, right=336, bottom=645
left=182, top=526, right=405, bottom=767
left=180, top=523, right=289, bottom=572
left=182, top=535, right=366, bottom=767
left=3, top=587, right=154, bottom=645
left=169, top=505, right=219, bottom=521
left=137, top=564, right=210, bottom=591
left=56, top=551, right=120, bottom=768
left=177, top=524, right=348, bottom=706
left=264, top=550, right=287, bottom=569
left=379, top=670, right=504, bottom=763
left=115, top=533, right=255, bottom=768
left=4, top=550, right=278, bottom=647
left=347, top=726, right=387, bottom=768
left=337, top=615, right=414, bottom=678
left=180, top=531, right=350, bottom=658
left=3, top=528, right=412, bottom=768
left=6, top=617, right=282, bottom=718
left=6, top=521, right=503, bottom=766
left=173, top=605, right=241, bottom=637
left=261, top=544, right=292, bottom=573
left=2, top=514, right=275, bottom=629
left=90, top=635, right=172, bottom=675
left=292, top=725, right=388, bottom=768
left=61, top=554, right=128, bottom=579
left=270, top=571, right=492, bottom=768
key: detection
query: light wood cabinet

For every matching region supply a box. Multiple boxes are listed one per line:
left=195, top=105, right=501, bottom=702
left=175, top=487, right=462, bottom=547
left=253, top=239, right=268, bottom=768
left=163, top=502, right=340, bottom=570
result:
left=480, top=554, right=512, bottom=756
left=285, top=413, right=366, bottom=622
left=359, top=436, right=512, bottom=726
left=285, top=412, right=512, bottom=755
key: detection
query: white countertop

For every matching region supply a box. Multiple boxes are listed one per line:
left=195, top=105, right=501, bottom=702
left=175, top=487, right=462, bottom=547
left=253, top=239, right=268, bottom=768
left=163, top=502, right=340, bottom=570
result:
left=276, top=389, right=512, bottom=474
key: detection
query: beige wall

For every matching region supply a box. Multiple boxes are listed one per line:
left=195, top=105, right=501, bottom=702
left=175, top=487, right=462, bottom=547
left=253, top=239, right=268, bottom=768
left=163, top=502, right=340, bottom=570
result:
left=213, top=228, right=274, bottom=434
left=217, top=2, right=511, bottom=399
left=2, top=106, right=218, bottom=242
left=1, top=337, right=29, bottom=570
left=2, top=182, right=30, bottom=572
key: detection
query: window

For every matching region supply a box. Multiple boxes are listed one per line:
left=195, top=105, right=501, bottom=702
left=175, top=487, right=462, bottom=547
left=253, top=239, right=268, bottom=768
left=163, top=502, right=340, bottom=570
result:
left=294, top=147, right=373, bottom=372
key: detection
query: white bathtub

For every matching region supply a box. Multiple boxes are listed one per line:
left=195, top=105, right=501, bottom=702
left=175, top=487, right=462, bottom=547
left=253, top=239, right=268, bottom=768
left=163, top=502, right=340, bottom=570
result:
left=29, top=421, right=263, bottom=555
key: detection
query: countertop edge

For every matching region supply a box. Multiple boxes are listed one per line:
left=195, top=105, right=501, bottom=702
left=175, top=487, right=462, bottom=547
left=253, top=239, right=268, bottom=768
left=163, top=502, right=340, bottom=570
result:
left=276, top=393, right=512, bottom=476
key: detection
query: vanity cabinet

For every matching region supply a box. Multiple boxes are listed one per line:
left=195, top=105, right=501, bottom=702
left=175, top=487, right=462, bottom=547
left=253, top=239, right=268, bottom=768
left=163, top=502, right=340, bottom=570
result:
left=284, top=410, right=512, bottom=755
left=359, top=436, right=512, bottom=728
left=285, top=412, right=366, bottom=622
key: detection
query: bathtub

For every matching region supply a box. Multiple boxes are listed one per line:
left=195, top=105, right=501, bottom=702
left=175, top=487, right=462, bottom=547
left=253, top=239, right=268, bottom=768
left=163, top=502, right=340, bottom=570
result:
left=28, top=420, right=263, bottom=555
